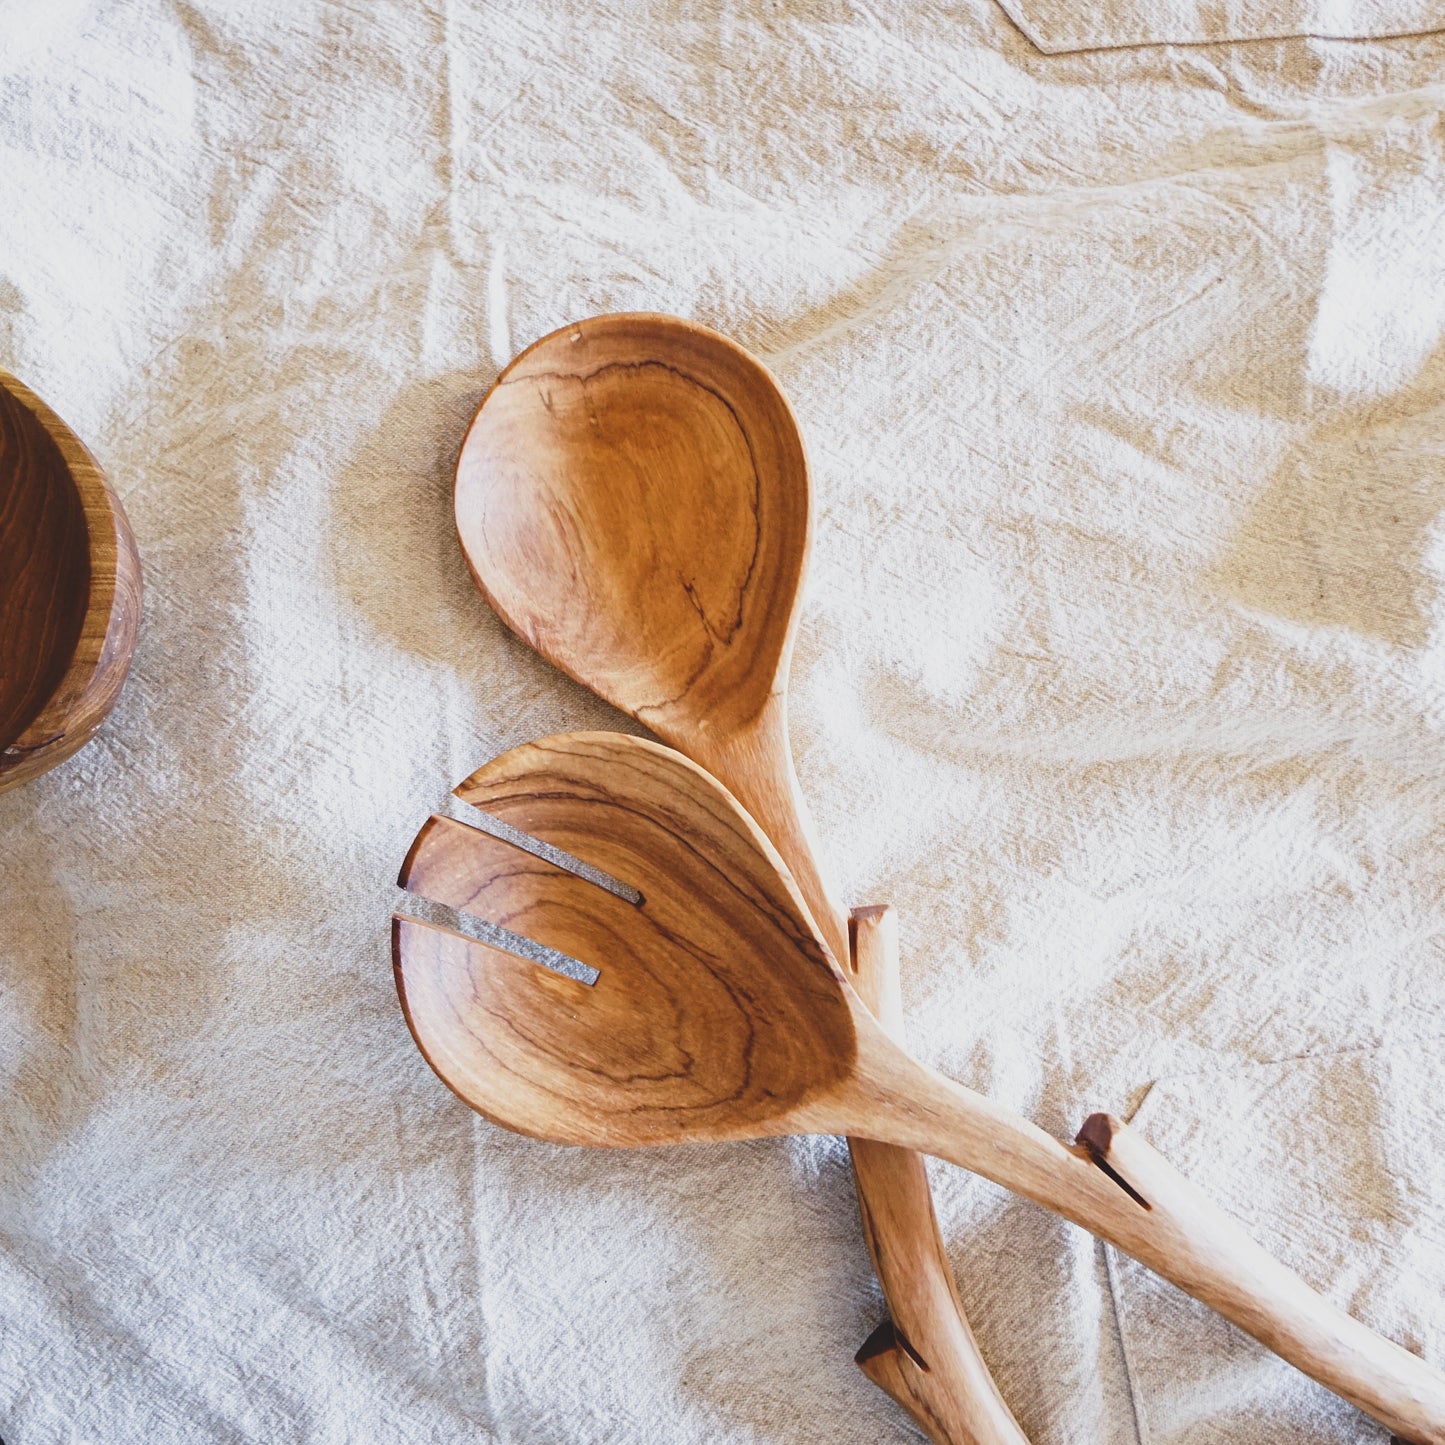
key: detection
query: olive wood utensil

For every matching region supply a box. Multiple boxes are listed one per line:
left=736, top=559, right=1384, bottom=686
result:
left=0, top=370, right=141, bottom=793
left=394, top=732, right=1445, bottom=1445
left=847, top=903, right=1027, bottom=1441
left=454, top=310, right=1016, bottom=1442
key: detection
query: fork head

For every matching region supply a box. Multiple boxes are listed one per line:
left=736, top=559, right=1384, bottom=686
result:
left=393, top=732, right=858, bottom=1148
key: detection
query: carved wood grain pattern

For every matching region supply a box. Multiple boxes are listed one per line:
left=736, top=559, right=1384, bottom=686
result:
left=0, top=383, right=88, bottom=749
left=454, top=314, right=1006, bottom=1445
left=456, top=315, right=807, bottom=740
left=399, top=733, right=855, bottom=1146
left=0, top=371, right=141, bottom=792
left=398, top=730, right=1445, bottom=1444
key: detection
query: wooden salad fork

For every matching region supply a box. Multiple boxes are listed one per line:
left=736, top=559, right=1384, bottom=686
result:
left=394, top=731, right=1445, bottom=1445
left=454, top=310, right=1023, bottom=1442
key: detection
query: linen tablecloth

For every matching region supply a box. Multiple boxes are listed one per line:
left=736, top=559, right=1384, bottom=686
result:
left=3, top=3, right=1444, bottom=1440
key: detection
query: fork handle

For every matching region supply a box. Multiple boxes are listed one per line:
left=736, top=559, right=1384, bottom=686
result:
left=865, top=1064, right=1445, bottom=1445
left=1075, top=1113, right=1445, bottom=1445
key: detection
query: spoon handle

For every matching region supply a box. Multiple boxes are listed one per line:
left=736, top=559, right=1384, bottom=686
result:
left=697, top=700, right=1025, bottom=1445
left=861, top=1060, right=1445, bottom=1445
left=848, top=905, right=1030, bottom=1445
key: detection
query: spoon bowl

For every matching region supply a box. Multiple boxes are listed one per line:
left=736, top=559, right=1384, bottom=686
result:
left=456, top=314, right=808, bottom=742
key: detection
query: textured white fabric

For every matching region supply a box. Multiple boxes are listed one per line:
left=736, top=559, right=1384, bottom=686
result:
left=3, top=4, right=1445, bottom=1442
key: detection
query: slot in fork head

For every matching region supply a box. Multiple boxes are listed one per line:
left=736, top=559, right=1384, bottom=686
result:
left=393, top=732, right=858, bottom=1148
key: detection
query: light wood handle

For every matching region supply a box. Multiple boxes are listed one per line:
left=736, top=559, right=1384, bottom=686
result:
left=692, top=701, right=1020, bottom=1444
left=867, top=1067, right=1445, bottom=1445
left=848, top=905, right=1030, bottom=1445
left=1078, top=1114, right=1445, bottom=1445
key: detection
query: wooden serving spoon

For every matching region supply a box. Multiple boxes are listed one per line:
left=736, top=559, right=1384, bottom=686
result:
left=454, top=311, right=1023, bottom=1443
left=394, top=731, right=1445, bottom=1445
left=0, top=371, right=141, bottom=793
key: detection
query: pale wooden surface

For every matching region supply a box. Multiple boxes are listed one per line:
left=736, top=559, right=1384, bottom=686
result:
left=395, top=729, right=1445, bottom=1445
left=0, top=370, right=140, bottom=793
left=454, top=310, right=1006, bottom=1439
left=849, top=905, right=1030, bottom=1445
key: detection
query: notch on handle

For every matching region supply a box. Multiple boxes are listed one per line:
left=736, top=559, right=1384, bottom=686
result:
left=877, top=1063, right=1445, bottom=1445
left=1077, top=1114, right=1445, bottom=1445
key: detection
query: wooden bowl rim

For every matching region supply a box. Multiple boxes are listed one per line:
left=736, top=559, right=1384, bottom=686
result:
left=0, top=369, right=141, bottom=786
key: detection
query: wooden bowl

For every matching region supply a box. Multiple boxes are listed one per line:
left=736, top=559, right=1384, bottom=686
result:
left=0, top=371, right=141, bottom=793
